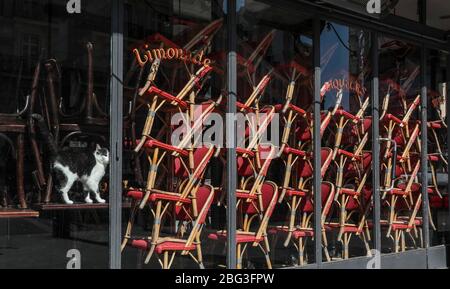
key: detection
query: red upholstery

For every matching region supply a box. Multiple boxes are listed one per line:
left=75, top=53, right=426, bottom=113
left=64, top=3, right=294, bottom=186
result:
left=174, top=185, right=214, bottom=222
left=428, top=155, right=439, bottom=162
left=285, top=188, right=307, bottom=197
left=297, top=148, right=332, bottom=178
left=345, top=186, right=372, bottom=211
left=385, top=114, right=403, bottom=125
left=237, top=155, right=254, bottom=176
left=325, top=223, right=363, bottom=233
left=127, top=190, right=144, bottom=200
left=300, top=182, right=334, bottom=214
left=236, top=192, right=258, bottom=199
left=141, top=139, right=188, bottom=156
left=242, top=182, right=277, bottom=215
left=131, top=239, right=149, bottom=250
left=428, top=121, right=443, bottom=129
left=283, top=146, right=307, bottom=157
left=145, top=86, right=188, bottom=108
left=430, top=195, right=448, bottom=209
left=130, top=239, right=196, bottom=253
left=174, top=146, right=214, bottom=177
left=391, top=183, right=421, bottom=196
left=155, top=242, right=196, bottom=254
left=295, top=113, right=328, bottom=142
left=207, top=231, right=264, bottom=243
left=268, top=227, right=314, bottom=238
left=149, top=193, right=191, bottom=204
left=335, top=109, right=358, bottom=121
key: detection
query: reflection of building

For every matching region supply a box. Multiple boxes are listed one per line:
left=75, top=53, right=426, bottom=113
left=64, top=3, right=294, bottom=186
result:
left=0, top=0, right=112, bottom=112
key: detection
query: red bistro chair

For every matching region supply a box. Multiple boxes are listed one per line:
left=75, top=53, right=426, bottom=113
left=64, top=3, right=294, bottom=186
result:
left=269, top=181, right=336, bottom=265
left=131, top=185, right=216, bottom=269
left=208, top=181, right=279, bottom=269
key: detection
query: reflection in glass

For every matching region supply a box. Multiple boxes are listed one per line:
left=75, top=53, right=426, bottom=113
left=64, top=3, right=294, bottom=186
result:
left=0, top=0, right=111, bottom=268
left=320, top=22, right=373, bottom=261
left=121, top=0, right=226, bottom=269
left=379, top=37, right=423, bottom=253
left=427, top=50, right=449, bottom=247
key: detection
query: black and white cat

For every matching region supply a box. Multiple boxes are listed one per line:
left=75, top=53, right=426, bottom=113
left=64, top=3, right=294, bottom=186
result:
left=32, top=114, right=109, bottom=204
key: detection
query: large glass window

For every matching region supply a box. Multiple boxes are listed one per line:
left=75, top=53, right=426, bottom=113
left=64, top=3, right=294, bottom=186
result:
left=320, top=22, right=373, bottom=261
left=121, top=0, right=226, bottom=269
left=427, top=50, right=449, bottom=248
left=0, top=0, right=449, bottom=270
left=378, top=36, right=422, bottom=253
left=427, top=0, right=450, bottom=31
left=0, top=0, right=111, bottom=268
left=236, top=1, right=314, bottom=268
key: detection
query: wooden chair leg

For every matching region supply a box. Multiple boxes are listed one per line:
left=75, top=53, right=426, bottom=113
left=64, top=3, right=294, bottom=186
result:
left=163, top=251, right=169, bottom=269
left=394, top=230, right=399, bottom=253
left=261, top=241, right=272, bottom=269
left=298, top=237, right=304, bottom=266
left=284, top=196, right=297, bottom=247
left=400, top=230, right=406, bottom=252
left=145, top=200, right=163, bottom=264
left=121, top=199, right=139, bottom=251
left=196, top=245, right=205, bottom=269
left=30, top=136, right=46, bottom=188
left=270, top=234, right=278, bottom=262
left=322, top=230, right=331, bottom=262
left=16, top=133, right=27, bottom=209
left=361, top=231, right=372, bottom=257
left=44, top=175, right=53, bottom=204
left=236, top=244, right=242, bottom=269
left=343, top=233, right=349, bottom=259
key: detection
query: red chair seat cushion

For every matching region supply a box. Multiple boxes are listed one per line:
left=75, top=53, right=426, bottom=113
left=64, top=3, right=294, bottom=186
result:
left=155, top=242, right=196, bottom=254
left=131, top=239, right=148, bottom=250
left=127, top=190, right=144, bottom=200
left=149, top=193, right=191, bottom=203
left=324, top=223, right=363, bottom=233
left=126, top=190, right=191, bottom=203
left=236, top=192, right=258, bottom=199
left=285, top=188, right=307, bottom=197
left=267, top=227, right=314, bottom=238
left=208, top=231, right=263, bottom=243
left=130, top=239, right=196, bottom=253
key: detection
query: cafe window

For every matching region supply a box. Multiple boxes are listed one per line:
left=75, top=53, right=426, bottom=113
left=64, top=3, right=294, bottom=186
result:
left=0, top=0, right=111, bottom=269
left=0, top=0, right=449, bottom=270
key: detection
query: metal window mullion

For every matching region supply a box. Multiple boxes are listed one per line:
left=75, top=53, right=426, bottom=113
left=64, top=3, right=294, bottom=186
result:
left=226, top=0, right=237, bottom=269
left=421, top=45, right=430, bottom=249
left=313, top=17, right=322, bottom=267
left=371, top=31, right=381, bottom=266
left=109, top=0, right=123, bottom=269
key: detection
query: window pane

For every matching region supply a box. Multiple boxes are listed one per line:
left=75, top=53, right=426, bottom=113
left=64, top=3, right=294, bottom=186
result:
left=237, top=1, right=314, bottom=267
left=427, top=50, right=449, bottom=247
left=320, top=22, right=373, bottom=261
left=379, top=36, right=422, bottom=253
left=121, top=0, right=226, bottom=269
left=0, top=0, right=111, bottom=268
left=427, top=0, right=450, bottom=31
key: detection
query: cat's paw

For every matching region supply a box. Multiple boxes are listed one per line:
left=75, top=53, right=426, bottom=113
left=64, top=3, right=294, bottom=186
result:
left=96, top=197, right=106, bottom=203
left=65, top=200, right=74, bottom=205
left=85, top=197, right=93, bottom=204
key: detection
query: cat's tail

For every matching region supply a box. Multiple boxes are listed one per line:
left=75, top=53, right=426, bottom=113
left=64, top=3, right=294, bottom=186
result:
left=31, top=114, right=59, bottom=158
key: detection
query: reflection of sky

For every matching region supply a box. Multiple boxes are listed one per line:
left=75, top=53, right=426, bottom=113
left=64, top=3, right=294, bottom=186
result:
left=321, top=22, right=350, bottom=111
